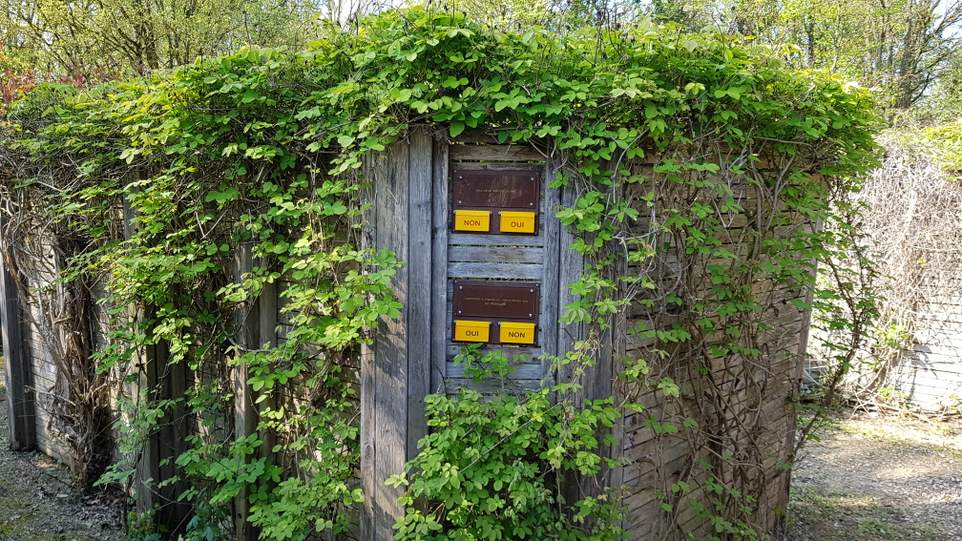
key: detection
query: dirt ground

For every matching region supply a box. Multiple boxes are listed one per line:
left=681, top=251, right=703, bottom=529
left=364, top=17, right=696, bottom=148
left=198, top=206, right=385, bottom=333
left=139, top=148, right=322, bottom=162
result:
left=787, top=411, right=962, bottom=541
left=0, top=360, right=126, bottom=541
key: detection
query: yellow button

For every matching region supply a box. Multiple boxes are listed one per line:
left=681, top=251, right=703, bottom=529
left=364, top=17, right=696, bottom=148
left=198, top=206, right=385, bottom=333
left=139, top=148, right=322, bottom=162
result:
left=453, top=210, right=491, bottom=232
left=499, top=211, right=536, bottom=234
left=454, top=320, right=490, bottom=343
left=499, top=322, right=536, bottom=345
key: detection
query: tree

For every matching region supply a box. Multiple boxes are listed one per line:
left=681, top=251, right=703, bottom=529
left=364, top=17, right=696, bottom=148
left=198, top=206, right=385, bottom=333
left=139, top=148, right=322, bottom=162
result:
left=644, top=0, right=962, bottom=112
left=0, top=0, right=330, bottom=81
left=888, top=0, right=962, bottom=108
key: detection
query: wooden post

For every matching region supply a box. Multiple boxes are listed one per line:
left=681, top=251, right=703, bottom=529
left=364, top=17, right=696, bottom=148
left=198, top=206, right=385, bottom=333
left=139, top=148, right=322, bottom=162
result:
left=126, top=195, right=157, bottom=514
left=133, top=318, right=162, bottom=520
left=256, top=280, right=277, bottom=462
left=125, top=191, right=192, bottom=534
left=233, top=244, right=259, bottom=541
left=780, top=219, right=823, bottom=532
left=406, top=133, right=433, bottom=459
left=133, top=327, right=192, bottom=533
left=556, top=180, right=586, bottom=396
left=0, top=244, right=37, bottom=451
left=540, top=159, right=562, bottom=380
left=361, top=131, right=435, bottom=540
left=556, top=175, right=590, bottom=505
left=429, top=140, right=449, bottom=395
left=554, top=169, right=624, bottom=503
left=154, top=340, right=193, bottom=532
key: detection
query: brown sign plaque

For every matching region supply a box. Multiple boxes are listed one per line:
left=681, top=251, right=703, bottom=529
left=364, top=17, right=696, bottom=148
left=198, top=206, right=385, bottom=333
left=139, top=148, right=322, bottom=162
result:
left=450, top=170, right=540, bottom=210
left=453, top=280, right=540, bottom=321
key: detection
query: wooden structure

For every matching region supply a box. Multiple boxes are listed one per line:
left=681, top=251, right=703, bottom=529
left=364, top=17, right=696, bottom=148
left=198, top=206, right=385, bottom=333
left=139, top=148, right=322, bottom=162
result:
left=359, top=133, right=811, bottom=539
left=894, top=292, right=962, bottom=410
left=1, top=249, right=36, bottom=451
left=2, top=133, right=812, bottom=540
left=0, top=234, right=71, bottom=460
left=359, top=132, right=595, bottom=539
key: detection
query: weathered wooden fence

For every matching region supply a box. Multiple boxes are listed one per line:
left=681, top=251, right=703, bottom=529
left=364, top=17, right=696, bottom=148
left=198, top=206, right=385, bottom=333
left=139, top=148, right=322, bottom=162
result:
left=356, top=133, right=811, bottom=538
left=1, top=247, right=35, bottom=452
left=881, top=250, right=962, bottom=410
left=2, top=133, right=813, bottom=540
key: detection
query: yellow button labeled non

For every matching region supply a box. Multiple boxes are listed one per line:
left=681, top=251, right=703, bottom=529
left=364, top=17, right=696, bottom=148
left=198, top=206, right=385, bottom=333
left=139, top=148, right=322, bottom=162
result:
left=454, top=319, right=490, bottom=343
left=454, top=210, right=491, bottom=232
left=499, top=322, right=536, bottom=345
left=499, top=211, right=536, bottom=234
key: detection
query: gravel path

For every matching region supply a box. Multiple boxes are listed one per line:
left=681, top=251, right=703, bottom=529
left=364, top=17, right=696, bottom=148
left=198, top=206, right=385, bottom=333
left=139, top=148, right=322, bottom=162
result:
left=0, top=361, right=126, bottom=541
left=788, top=412, right=962, bottom=541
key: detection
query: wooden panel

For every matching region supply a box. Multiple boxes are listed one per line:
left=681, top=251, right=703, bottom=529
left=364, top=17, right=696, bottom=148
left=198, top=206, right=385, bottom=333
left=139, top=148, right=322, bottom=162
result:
left=540, top=159, right=562, bottom=370
left=258, top=281, right=279, bottom=462
left=372, top=143, right=410, bottom=540
left=406, top=132, right=433, bottom=459
left=449, top=245, right=543, bottom=264
left=444, top=148, right=551, bottom=395
left=448, top=262, right=542, bottom=280
left=430, top=140, right=449, bottom=394
left=450, top=144, right=545, bottom=162
left=156, top=339, right=192, bottom=531
left=445, top=361, right=544, bottom=380
left=359, top=157, right=377, bottom=541
left=556, top=182, right=585, bottom=393
left=893, top=286, right=962, bottom=411
left=232, top=244, right=258, bottom=541
left=361, top=136, right=440, bottom=539
left=618, top=180, right=810, bottom=540
left=445, top=344, right=541, bottom=359
left=444, top=377, right=541, bottom=395
left=449, top=232, right=544, bottom=247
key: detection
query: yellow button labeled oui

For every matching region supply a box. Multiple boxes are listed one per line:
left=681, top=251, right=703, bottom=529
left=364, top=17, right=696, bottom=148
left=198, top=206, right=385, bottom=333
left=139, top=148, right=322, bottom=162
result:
left=499, top=322, right=536, bottom=345
left=499, top=211, right=536, bottom=234
left=453, top=210, right=491, bottom=232
left=454, top=320, right=491, bottom=343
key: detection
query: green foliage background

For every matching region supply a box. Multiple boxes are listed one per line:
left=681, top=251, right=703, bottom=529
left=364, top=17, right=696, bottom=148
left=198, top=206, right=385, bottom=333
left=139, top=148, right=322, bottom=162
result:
left=0, top=7, right=879, bottom=540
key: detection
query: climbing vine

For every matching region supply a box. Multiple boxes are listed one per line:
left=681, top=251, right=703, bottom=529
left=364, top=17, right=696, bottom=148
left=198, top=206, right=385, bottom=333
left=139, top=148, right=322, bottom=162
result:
left=0, top=7, right=878, bottom=540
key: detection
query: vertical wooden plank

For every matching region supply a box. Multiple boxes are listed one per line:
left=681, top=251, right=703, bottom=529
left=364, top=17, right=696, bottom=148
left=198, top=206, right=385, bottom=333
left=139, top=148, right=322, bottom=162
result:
left=0, top=248, right=36, bottom=450
left=257, top=280, right=278, bottom=461
left=359, top=154, right=378, bottom=541
left=608, top=234, right=628, bottom=514
left=120, top=176, right=191, bottom=533
left=554, top=171, right=621, bottom=503
left=610, top=305, right=627, bottom=525
left=122, top=196, right=161, bottom=517
left=591, top=329, right=614, bottom=400
left=556, top=181, right=585, bottom=397
left=554, top=170, right=588, bottom=506
left=155, top=341, right=193, bottom=533
left=232, top=244, right=259, bottom=541
left=362, top=141, right=417, bottom=540
left=135, top=327, right=160, bottom=514
left=430, top=139, right=449, bottom=395
left=406, top=131, right=433, bottom=459
left=540, top=159, right=562, bottom=379
left=374, top=142, right=410, bottom=540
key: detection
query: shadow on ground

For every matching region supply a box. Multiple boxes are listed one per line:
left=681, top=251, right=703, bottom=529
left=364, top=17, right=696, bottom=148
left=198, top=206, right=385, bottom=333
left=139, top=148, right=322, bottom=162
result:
left=788, top=412, right=962, bottom=541
left=0, top=359, right=126, bottom=541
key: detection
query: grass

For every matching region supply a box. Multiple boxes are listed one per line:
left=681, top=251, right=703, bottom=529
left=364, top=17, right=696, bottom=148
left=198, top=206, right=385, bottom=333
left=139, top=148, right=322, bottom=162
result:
left=832, top=415, right=962, bottom=458
left=0, top=482, right=107, bottom=541
left=788, top=486, right=944, bottom=541
left=788, top=412, right=961, bottom=541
